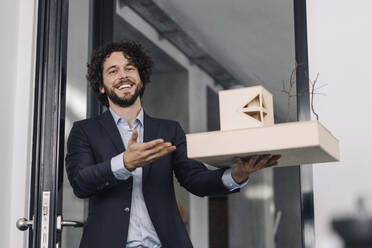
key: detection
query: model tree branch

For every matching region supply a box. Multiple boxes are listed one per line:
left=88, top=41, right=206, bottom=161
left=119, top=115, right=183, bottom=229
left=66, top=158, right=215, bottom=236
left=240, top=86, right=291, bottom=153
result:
left=252, top=62, right=327, bottom=122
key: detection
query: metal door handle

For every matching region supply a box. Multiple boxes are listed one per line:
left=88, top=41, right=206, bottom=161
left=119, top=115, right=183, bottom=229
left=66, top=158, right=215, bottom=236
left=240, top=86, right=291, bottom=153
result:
left=17, top=216, right=83, bottom=231
left=56, top=215, right=84, bottom=230
left=16, top=217, right=34, bottom=231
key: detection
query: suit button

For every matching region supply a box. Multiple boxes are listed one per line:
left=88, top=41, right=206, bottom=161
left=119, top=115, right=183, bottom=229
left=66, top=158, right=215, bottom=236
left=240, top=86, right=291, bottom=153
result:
left=124, top=207, right=130, bottom=212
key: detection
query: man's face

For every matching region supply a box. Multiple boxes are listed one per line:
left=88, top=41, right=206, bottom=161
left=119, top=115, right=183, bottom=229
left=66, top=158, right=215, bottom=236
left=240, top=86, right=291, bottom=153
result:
left=100, top=51, right=143, bottom=107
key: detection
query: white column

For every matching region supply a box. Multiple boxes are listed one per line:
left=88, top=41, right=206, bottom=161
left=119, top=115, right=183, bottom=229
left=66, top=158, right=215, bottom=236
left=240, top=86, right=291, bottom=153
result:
left=0, top=0, right=38, bottom=247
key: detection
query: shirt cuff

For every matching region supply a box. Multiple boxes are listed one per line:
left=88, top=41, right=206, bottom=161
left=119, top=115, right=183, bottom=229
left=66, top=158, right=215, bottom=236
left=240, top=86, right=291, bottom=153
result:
left=111, top=152, right=132, bottom=180
left=222, top=168, right=249, bottom=191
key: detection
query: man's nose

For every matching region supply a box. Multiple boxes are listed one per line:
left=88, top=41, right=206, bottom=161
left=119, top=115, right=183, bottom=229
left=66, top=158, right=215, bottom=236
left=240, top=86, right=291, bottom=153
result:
left=118, top=68, right=128, bottom=79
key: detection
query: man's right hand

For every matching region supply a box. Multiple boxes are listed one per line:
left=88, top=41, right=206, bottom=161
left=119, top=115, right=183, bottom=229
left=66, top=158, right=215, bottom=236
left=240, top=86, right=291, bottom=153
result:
left=123, top=129, right=176, bottom=171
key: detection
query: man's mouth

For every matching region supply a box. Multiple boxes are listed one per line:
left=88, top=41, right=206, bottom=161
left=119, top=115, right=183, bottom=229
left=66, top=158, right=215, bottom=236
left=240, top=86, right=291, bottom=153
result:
left=115, top=82, right=134, bottom=92
left=118, top=84, right=131, bottom=90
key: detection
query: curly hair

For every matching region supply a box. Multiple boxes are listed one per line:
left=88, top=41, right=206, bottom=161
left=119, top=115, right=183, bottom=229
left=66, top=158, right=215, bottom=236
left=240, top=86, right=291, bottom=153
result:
left=86, top=41, right=154, bottom=106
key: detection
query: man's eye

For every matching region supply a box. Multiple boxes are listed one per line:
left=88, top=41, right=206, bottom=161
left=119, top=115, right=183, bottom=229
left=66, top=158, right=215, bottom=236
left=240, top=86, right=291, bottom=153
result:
left=109, top=70, right=117, bottom=74
left=127, top=67, right=135, bottom=71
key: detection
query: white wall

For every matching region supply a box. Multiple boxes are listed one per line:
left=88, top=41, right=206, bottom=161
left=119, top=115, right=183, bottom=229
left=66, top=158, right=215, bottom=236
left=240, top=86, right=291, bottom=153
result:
left=307, top=1, right=372, bottom=247
left=0, top=0, right=37, bottom=247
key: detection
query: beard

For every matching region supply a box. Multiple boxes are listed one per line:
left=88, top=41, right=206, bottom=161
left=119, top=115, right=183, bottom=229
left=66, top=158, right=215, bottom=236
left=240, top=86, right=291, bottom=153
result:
left=104, top=81, right=143, bottom=107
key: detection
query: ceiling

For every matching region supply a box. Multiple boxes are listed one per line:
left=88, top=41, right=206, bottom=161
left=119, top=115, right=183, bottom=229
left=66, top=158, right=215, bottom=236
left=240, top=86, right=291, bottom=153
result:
left=118, top=0, right=298, bottom=121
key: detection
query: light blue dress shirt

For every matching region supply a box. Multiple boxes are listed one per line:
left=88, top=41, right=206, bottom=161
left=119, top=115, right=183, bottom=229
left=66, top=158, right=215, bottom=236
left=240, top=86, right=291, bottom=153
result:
left=109, top=108, right=248, bottom=248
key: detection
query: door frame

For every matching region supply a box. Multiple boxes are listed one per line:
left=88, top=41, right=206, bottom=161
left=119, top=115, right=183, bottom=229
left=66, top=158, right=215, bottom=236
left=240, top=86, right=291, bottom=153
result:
left=294, top=1, right=315, bottom=247
left=29, top=0, right=69, bottom=247
left=29, top=0, right=116, bottom=247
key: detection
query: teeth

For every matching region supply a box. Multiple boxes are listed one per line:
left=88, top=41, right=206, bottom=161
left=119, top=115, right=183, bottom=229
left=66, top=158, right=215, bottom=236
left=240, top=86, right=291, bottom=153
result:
left=119, top=85, right=131, bottom=89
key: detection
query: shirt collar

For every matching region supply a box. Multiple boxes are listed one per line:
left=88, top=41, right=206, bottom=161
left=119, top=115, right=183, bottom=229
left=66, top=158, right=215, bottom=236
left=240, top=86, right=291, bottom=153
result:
left=109, top=107, right=144, bottom=128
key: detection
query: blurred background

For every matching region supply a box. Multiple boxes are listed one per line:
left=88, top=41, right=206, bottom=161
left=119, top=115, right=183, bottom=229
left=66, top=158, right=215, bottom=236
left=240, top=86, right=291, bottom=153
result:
left=308, top=1, right=372, bottom=247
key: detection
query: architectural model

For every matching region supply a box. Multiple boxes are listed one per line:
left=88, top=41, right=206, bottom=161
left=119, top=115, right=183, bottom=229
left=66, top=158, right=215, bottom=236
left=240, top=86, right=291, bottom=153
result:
left=220, top=86, right=274, bottom=130
left=186, top=86, right=340, bottom=168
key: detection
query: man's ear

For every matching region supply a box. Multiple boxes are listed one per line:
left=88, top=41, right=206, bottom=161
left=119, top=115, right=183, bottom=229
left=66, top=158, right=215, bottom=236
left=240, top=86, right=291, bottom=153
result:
left=99, top=85, right=105, bottom=94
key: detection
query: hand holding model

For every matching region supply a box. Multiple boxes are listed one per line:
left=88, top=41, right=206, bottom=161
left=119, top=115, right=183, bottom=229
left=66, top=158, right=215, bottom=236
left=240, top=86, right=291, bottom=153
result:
left=232, top=154, right=281, bottom=183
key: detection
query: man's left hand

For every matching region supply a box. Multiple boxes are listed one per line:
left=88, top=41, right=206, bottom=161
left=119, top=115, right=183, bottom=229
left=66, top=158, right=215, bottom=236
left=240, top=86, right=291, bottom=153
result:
left=231, top=154, right=282, bottom=184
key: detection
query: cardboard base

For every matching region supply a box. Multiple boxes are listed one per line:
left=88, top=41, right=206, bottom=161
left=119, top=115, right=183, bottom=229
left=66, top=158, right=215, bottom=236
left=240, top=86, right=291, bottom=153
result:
left=186, top=120, right=339, bottom=168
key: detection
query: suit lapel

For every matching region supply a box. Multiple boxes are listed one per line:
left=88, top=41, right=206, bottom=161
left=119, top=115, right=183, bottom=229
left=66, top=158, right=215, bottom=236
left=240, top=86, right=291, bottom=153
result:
left=143, top=112, right=160, bottom=185
left=98, top=110, right=125, bottom=153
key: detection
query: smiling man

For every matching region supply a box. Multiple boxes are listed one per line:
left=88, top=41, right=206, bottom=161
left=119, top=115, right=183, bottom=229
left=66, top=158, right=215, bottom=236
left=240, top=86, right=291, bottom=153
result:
left=65, top=41, right=280, bottom=248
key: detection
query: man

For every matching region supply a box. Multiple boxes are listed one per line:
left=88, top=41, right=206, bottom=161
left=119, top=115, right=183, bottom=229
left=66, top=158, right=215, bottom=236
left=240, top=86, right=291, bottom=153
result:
left=65, top=41, right=280, bottom=248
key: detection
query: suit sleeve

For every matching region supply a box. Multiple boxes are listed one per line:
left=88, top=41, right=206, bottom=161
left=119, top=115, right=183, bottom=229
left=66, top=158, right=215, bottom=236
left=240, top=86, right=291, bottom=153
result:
left=65, top=121, right=120, bottom=198
left=171, top=122, right=238, bottom=197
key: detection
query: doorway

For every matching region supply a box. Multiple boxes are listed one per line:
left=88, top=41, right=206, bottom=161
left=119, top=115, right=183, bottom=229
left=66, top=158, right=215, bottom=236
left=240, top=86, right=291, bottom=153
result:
left=23, top=0, right=313, bottom=247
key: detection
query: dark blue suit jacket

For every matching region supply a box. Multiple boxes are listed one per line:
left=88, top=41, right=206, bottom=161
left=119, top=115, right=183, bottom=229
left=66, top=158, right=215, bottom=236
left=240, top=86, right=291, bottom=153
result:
left=65, top=110, right=233, bottom=248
